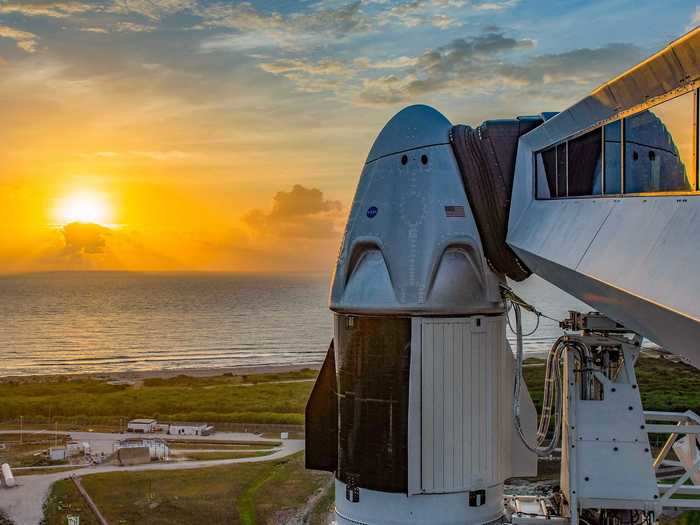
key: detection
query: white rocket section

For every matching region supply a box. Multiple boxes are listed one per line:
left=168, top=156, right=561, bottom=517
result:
left=411, top=316, right=536, bottom=496
left=330, top=104, right=537, bottom=525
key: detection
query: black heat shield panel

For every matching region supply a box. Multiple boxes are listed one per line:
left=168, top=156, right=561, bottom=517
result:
left=305, top=340, right=338, bottom=472
left=336, top=316, right=411, bottom=493
left=450, top=118, right=542, bottom=281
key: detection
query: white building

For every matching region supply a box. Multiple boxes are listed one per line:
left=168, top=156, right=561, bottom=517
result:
left=167, top=422, right=213, bottom=436
left=127, top=418, right=157, bottom=433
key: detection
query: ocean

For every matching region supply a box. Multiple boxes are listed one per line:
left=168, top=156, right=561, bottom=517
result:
left=0, top=272, right=589, bottom=376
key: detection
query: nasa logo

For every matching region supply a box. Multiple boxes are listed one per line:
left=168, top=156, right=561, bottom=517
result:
left=367, top=206, right=378, bottom=218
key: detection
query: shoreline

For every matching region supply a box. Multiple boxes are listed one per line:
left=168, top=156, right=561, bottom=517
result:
left=0, top=348, right=683, bottom=384
left=0, top=362, right=323, bottom=383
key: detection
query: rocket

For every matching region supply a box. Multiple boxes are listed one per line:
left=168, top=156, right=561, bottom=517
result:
left=306, top=104, right=541, bottom=525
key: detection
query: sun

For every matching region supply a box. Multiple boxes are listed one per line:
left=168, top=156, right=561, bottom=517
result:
left=54, top=190, right=113, bottom=226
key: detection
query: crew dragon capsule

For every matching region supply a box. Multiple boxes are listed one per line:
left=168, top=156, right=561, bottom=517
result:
left=306, top=105, right=543, bottom=525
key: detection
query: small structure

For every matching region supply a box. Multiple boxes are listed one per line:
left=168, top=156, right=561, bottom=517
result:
left=66, top=441, right=89, bottom=457
left=280, top=432, right=289, bottom=440
left=127, top=418, right=157, bottom=433
left=113, top=447, right=150, bottom=466
left=167, top=422, right=213, bottom=436
left=49, top=447, right=67, bottom=461
left=117, top=437, right=169, bottom=460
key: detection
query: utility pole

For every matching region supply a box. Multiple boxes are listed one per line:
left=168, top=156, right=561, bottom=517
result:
left=19, top=416, right=22, bottom=444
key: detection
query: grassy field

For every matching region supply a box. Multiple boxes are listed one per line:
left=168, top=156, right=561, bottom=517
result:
left=522, top=355, right=700, bottom=414
left=174, top=450, right=273, bottom=461
left=168, top=442, right=275, bottom=451
left=3, top=356, right=696, bottom=434
left=43, top=452, right=331, bottom=525
left=0, top=433, right=69, bottom=468
left=0, top=369, right=318, bottom=429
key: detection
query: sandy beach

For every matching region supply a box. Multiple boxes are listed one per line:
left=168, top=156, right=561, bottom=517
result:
left=0, top=363, right=322, bottom=384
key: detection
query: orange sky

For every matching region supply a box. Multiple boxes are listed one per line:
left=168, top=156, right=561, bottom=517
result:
left=0, top=0, right=694, bottom=273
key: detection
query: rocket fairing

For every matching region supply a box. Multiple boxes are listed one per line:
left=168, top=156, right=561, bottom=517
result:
left=306, top=105, right=539, bottom=525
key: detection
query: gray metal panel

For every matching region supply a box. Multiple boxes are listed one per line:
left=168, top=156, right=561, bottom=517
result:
left=507, top=198, right=617, bottom=270
left=577, top=197, right=700, bottom=320
left=509, top=248, right=700, bottom=368
left=365, top=104, right=452, bottom=163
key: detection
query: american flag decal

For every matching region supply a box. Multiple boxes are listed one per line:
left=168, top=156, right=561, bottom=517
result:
left=444, top=205, right=465, bottom=217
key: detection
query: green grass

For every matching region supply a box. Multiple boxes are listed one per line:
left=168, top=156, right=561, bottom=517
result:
left=662, top=512, right=700, bottom=525
left=521, top=355, right=700, bottom=414
left=308, top=481, right=335, bottom=525
left=176, top=450, right=273, bottom=461
left=42, top=452, right=331, bottom=525
left=168, top=442, right=273, bottom=451
left=42, top=478, right=100, bottom=525
left=0, top=369, right=318, bottom=428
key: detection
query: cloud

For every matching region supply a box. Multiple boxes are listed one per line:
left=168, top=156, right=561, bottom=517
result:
left=114, top=21, right=156, bottom=32
left=356, top=37, right=643, bottom=105
left=473, top=0, right=518, bottom=11
left=259, top=58, right=351, bottom=93
left=110, top=0, right=196, bottom=20
left=0, top=25, right=39, bottom=52
left=499, top=44, right=644, bottom=87
left=0, top=1, right=96, bottom=18
left=432, top=14, right=461, bottom=29
left=257, top=31, right=540, bottom=102
left=61, top=222, right=111, bottom=256
left=244, top=184, right=343, bottom=239
left=199, top=1, right=372, bottom=52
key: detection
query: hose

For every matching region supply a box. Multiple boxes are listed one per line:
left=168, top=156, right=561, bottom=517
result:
left=511, top=301, right=564, bottom=456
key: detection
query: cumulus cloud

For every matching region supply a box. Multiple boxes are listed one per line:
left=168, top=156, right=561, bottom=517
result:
left=244, top=185, right=343, bottom=239
left=0, top=25, right=39, bottom=52
left=61, top=222, right=111, bottom=256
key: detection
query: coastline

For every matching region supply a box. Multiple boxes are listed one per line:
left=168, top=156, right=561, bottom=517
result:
left=0, top=362, right=323, bottom=384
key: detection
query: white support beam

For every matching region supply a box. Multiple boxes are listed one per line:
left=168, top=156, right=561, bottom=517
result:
left=646, top=425, right=700, bottom=434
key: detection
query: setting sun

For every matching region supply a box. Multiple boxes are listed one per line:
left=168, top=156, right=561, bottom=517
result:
left=54, top=191, right=113, bottom=226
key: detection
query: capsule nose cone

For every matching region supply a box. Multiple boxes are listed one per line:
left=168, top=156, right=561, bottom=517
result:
left=365, top=104, right=452, bottom=164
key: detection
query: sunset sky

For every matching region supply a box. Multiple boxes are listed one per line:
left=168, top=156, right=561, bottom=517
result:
left=0, top=0, right=697, bottom=273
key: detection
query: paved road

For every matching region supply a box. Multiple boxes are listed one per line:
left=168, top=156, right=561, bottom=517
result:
left=0, top=429, right=284, bottom=456
left=0, top=430, right=303, bottom=525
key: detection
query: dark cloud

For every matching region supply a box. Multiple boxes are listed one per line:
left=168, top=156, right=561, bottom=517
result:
left=244, top=184, right=343, bottom=239
left=499, top=43, right=644, bottom=86
left=357, top=36, right=644, bottom=105
left=61, top=222, right=111, bottom=256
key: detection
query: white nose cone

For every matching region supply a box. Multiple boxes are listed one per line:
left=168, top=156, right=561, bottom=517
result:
left=330, top=105, right=503, bottom=315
